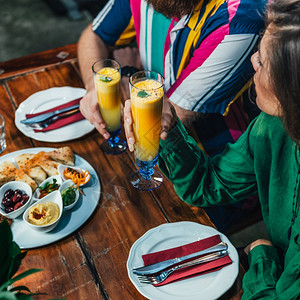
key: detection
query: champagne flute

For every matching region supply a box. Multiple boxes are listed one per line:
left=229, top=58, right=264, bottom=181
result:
left=93, top=59, right=127, bottom=155
left=129, top=70, right=164, bottom=190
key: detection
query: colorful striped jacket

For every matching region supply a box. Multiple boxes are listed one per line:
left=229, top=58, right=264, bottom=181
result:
left=93, top=0, right=267, bottom=156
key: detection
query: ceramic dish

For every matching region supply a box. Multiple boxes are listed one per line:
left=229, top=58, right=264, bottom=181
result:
left=32, top=175, right=62, bottom=201
left=14, top=87, right=94, bottom=142
left=23, top=190, right=63, bottom=233
left=0, top=147, right=101, bottom=249
left=59, top=179, right=80, bottom=211
left=0, top=181, right=32, bottom=219
left=127, top=222, right=239, bottom=300
left=58, top=164, right=91, bottom=186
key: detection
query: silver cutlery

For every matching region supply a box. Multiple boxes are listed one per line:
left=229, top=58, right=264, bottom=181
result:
left=28, top=107, right=80, bottom=129
left=132, top=241, right=228, bottom=275
left=20, top=103, right=80, bottom=124
left=136, top=250, right=228, bottom=285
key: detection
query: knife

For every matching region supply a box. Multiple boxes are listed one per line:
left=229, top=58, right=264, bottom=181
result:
left=132, top=241, right=228, bottom=275
left=20, top=104, right=80, bottom=124
left=28, top=107, right=80, bottom=129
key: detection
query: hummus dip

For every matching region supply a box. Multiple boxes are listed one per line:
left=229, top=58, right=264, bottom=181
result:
left=28, top=202, right=59, bottom=226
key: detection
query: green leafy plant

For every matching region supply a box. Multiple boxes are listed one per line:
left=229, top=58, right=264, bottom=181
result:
left=0, top=220, right=42, bottom=299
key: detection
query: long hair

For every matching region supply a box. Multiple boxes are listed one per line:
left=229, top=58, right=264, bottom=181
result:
left=266, top=0, right=300, bottom=145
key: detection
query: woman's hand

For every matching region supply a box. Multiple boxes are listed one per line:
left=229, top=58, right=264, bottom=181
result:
left=79, top=89, right=110, bottom=139
left=124, top=98, right=178, bottom=152
left=244, top=239, right=273, bottom=255
left=123, top=100, right=135, bottom=152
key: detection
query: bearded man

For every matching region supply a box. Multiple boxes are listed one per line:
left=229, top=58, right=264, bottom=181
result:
left=77, top=0, right=268, bottom=231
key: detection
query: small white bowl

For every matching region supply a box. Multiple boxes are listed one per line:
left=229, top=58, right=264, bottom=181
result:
left=23, top=190, right=63, bottom=233
left=58, top=164, right=91, bottom=186
left=32, top=175, right=62, bottom=201
left=0, top=181, right=32, bottom=219
left=59, top=180, right=79, bottom=211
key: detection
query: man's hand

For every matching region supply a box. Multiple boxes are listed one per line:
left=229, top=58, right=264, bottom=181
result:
left=124, top=98, right=178, bottom=152
left=79, top=89, right=110, bottom=139
left=77, top=24, right=113, bottom=139
left=244, top=239, right=273, bottom=255
left=160, top=98, right=178, bottom=140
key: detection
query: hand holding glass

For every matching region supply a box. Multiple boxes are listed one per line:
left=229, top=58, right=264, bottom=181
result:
left=129, top=71, right=164, bottom=190
left=93, top=59, right=127, bottom=155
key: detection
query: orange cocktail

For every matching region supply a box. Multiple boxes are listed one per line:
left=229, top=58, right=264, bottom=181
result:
left=92, top=59, right=126, bottom=155
left=129, top=70, right=164, bottom=191
left=94, top=66, right=121, bottom=132
left=131, top=79, right=163, bottom=161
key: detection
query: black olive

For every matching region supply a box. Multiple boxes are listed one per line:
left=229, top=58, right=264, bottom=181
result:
left=5, top=206, right=14, bottom=213
left=4, top=189, right=14, bottom=198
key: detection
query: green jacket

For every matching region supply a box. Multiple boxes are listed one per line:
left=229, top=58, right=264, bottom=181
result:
left=159, top=112, right=300, bottom=299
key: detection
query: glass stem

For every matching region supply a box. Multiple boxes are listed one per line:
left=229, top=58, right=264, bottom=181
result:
left=139, top=165, right=154, bottom=181
left=107, top=135, right=120, bottom=148
left=106, top=128, right=121, bottom=148
left=136, top=157, right=158, bottom=181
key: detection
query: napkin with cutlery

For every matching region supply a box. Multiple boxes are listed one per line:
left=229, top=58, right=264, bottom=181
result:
left=25, top=98, right=84, bottom=132
left=142, top=234, right=232, bottom=286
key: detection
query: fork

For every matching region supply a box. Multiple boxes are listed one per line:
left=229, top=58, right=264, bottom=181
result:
left=28, top=107, right=80, bottom=129
left=136, top=250, right=228, bottom=285
left=133, top=242, right=228, bottom=275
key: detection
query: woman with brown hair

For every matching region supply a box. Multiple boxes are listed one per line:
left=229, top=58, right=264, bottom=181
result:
left=124, top=0, right=300, bottom=298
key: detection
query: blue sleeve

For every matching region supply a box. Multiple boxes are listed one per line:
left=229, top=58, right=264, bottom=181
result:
left=92, top=0, right=132, bottom=46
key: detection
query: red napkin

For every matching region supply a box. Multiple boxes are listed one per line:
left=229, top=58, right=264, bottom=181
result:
left=24, top=98, right=85, bottom=133
left=33, top=111, right=84, bottom=132
left=142, top=234, right=232, bottom=286
left=25, top=98, right=82, bottom=118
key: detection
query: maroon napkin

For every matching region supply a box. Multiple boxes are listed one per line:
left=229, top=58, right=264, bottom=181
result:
left=24, top=98, right=85, bottom=133
left=142, top=234, right=232, bottom=286
left=33, top=111, right=84, bottom=132
left=25, top=98, right=81, bottom=118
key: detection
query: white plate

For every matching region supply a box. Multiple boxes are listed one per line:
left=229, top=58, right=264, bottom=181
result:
left=0, top=147, right=101, bottom=249
left=127, top=222, right=239, bottom=300
left=15, top=87, right=94, bottom=142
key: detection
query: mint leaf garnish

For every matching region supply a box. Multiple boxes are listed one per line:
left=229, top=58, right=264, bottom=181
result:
left=137, top=90, right=150, bottom=98
left=100, top=75, right=112, bottom=82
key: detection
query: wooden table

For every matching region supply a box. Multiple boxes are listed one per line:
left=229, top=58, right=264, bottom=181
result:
left=0, top=44, right=243, bottom=299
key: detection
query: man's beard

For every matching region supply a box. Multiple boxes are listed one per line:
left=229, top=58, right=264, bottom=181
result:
left=146, top=0, right=199, bottom=19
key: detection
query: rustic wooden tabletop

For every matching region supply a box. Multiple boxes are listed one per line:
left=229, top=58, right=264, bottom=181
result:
left=0, top=44, right=243, bottom=300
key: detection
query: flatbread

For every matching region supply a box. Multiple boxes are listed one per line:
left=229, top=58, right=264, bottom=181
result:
left=14, top=153, right=48, bottom=184
left=0, top=161, right=17, bottom=186
left=16, top=151, right=59, bottom=177
left=0, top=146, right=75, bottom=189
left=15, top=169, right=37, bottom=191
left=26, top=166, right=47, bottom=185
left=38, top=159, right=60, bottom=177
left=14, top=153, right=35, bottom=168
left=47, top=146, right=75, bottom=166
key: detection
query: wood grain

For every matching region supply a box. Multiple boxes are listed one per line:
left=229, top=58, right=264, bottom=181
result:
left=0, top=44, right=243, bottom=300
left=0, top=44, right=77, bottom=80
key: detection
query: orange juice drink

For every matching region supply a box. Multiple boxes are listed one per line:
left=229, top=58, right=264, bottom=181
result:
left=94, top=67, right=121, bottom=133
left=131, top=79, right=164, bottom=161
